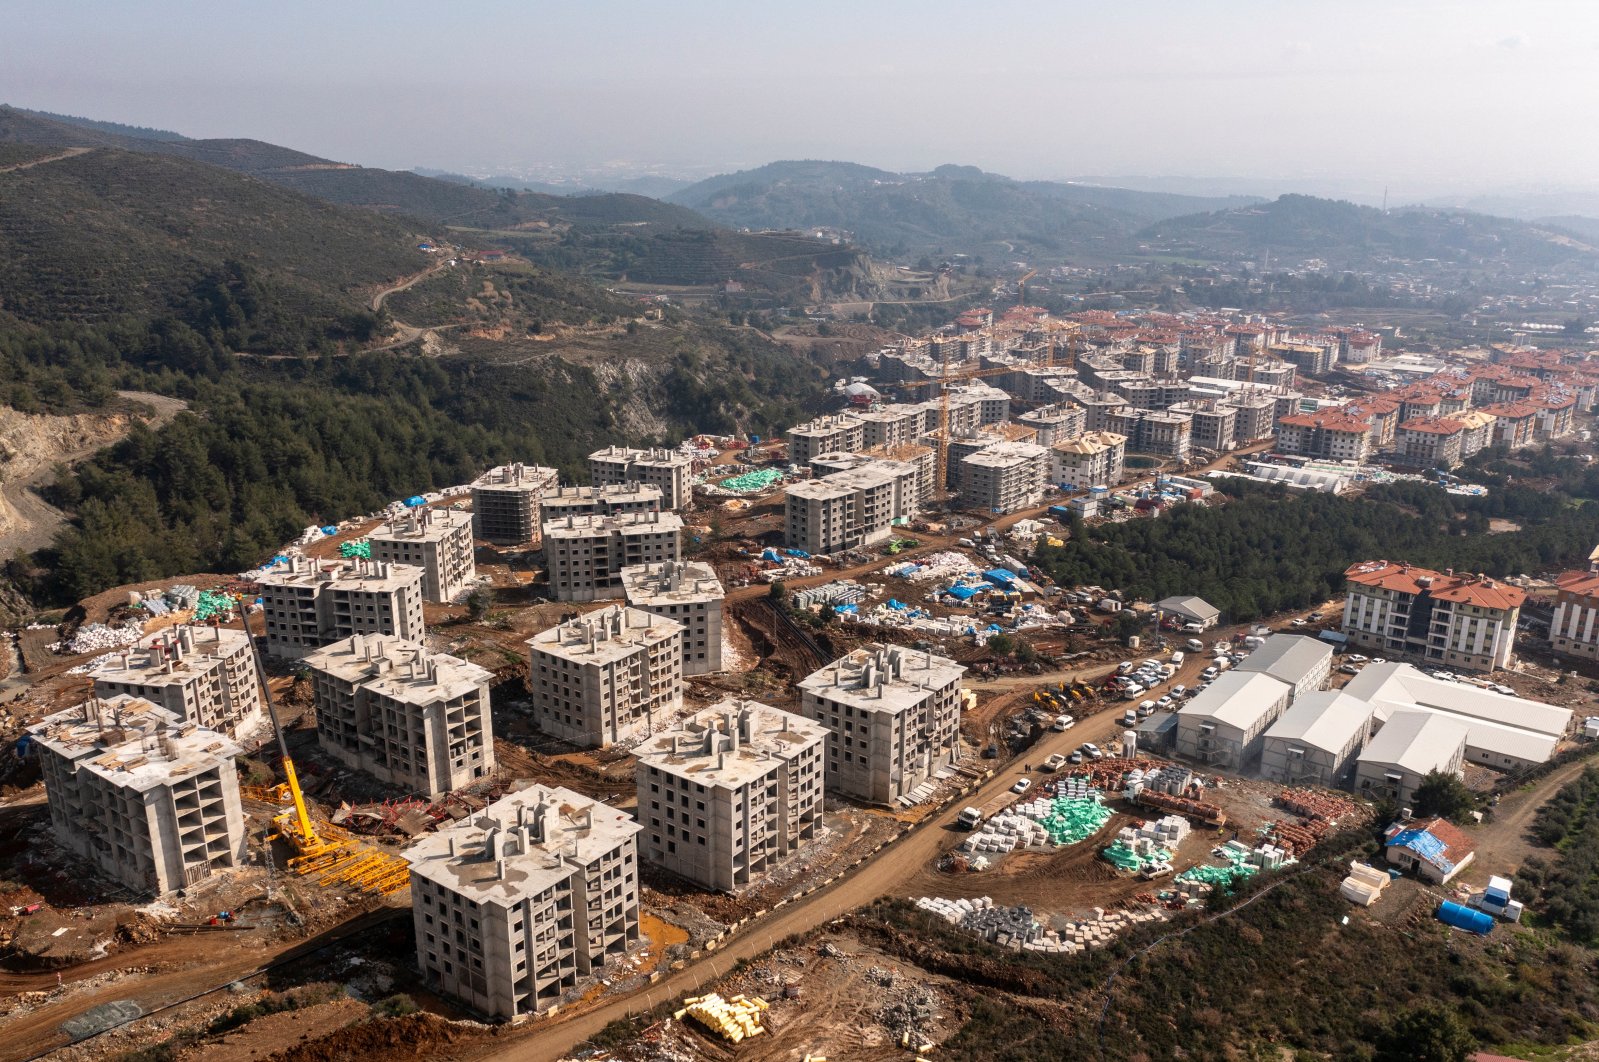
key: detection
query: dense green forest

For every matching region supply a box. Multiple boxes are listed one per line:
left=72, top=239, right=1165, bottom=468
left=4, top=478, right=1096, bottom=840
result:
left=1034, top=475, right=1599, bottom=621
left=0, top=254, right=825, bottom=603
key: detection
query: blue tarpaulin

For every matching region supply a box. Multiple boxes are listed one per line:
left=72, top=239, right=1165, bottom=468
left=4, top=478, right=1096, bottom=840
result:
left=944, top=585, right=980, bottom=601
left=784, top=548, right=811, bottom=558
left=1390, top=828, right=1454, bottom=874
left=835, top=603, right=858, bottom=614
left=761, top=548, right=783, bottom=562
left=984, top=568, right=1018, bottom=586
left=405, top=496, right=427, bottom=507
left=321, top=525, right=338, bottom=536
left=886, top=599, right=908, bottom=610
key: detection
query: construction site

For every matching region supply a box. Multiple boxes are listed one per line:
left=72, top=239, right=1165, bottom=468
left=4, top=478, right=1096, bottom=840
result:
left=3, top=311, right=1599, bottom=1062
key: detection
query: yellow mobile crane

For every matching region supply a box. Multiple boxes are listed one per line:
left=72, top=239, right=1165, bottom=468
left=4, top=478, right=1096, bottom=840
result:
left=238, top=594, right=340, bottom=861
left=235, top=594, right=411, bottom=894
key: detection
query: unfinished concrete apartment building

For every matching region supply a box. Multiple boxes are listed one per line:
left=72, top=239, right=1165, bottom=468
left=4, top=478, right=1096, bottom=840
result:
left=92, top=624, right=264, bottom=738
left=257, top=556, right=426, bottom=659
left=303, top=634, right=495, bottom=797
left=471, top=463, right=560, bottom=546
left=404, top=784, right=641, bottom=1021
left=798, top=644, right=966, bottom=806
left=588, top=445, right=694, bottom=511
left=368, top=508, right=477, bottom=603
left=621, top=559, right=724, bottom=675
left=634, top=700, right=826, bottom=892
left=543, top=510, right=682, bottom=603
left=29, top=694, right=247, bottom=895
left=527, top=606, right=684, bottom=747
left=538, top=483, right=663, bottom=523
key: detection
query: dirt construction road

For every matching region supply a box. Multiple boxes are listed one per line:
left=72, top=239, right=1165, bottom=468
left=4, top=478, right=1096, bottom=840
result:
left=469, top=704, right=1137, bottom=1062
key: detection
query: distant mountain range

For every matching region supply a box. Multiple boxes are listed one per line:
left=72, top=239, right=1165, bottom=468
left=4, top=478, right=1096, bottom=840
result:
left=665, top=160, right=1264, bottom=259
left=1138, top=194, right=1599, bottom=273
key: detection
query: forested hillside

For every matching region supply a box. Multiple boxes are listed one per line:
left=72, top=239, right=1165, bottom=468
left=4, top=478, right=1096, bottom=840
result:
left=1035, top=475, right=1599, bottom=621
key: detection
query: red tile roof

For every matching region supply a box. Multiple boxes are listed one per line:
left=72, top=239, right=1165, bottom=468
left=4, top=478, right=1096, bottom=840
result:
left=1556, top=570, right=1599, bottom=598
left=1345, top=561, right=1525, bottom=611
left=1398, top=417, right=1465, bottom=435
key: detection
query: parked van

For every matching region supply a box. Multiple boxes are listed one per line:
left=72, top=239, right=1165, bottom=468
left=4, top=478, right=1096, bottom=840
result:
left=1053, top=714, right=1076, bottom=731
left=1121, top=709, right=1138, bottom=727
left=1186, top=638, right=1205, bottom=653
left=957, top=807, right=983, bottom=830
left=1181, top=622, right=1204, bottom=633
left=1170, top=651, right=1185, bottom=666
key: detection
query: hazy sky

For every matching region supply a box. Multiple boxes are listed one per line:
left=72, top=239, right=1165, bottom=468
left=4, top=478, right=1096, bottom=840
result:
left=5, top=0, right=1598, bottom=192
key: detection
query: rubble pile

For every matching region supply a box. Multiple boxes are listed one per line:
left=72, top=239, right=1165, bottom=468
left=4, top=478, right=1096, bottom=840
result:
left=877, top=978, right=940, bottom=1054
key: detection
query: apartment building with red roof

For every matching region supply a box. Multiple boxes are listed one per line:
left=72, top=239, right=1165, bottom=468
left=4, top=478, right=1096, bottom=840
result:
left=1342, top=561, right=1525, bottom=671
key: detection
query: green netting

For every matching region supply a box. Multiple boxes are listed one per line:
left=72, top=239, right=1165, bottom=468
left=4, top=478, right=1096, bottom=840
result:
left=1101, top=840, right=1173, bottom=872
left=1176, top=848, right=1260, bottom=888
left=1035, top=796, right=1113, bottom=846
left=718, top=468, right=784, bottom=493
left=339, top=539, right=371, bottom=559
left=192, top=591, right=236, bottom=623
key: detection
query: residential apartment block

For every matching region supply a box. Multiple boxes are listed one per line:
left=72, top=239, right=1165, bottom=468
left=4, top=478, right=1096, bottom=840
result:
left=1551, top=569, right=1599, bottom=661
left=30, top=694, right=246, bottom=895
left=368, top=508, right=477, bottom=604
left=958, top=440, right=1050, bottom=514
left=303, top=634, right=495, bottom=796
left=1274, top=409, right=1373, bottom=463
left=538, top=483, right=663, bottom=523
left=797, top=644, right=965, bottom=806
left=1050, top=431, right=1126, bottom=490
left=786, top=414, right=865, bottom=467
left=93, top=624, right=263, bottom=738
left=405, top=785, right=640, bottom=1021
left=258, top=556, right=426, bottom=660
left=1342, top=560, right=1525, bottom=672
left=621, top=560, right=724, bottom=675
left=588, top=446, right=694, bottom=511
left=527, top=606, right=684, bottom=747
left=784, top=458, right=919, bottom=555
left=1104, top=407, right=1192, bottom=460
left=543, top=510, right=683, bottom=603
left=471, top=464, right=561, bottom=546
left=634, top=700, right=827, bottom=891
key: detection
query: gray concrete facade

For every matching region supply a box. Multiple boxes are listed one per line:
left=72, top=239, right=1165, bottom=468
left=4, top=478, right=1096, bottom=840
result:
left=93, top=623, right=264, bottom=738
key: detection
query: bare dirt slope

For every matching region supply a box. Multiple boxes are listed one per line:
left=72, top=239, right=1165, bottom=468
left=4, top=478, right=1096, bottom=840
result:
left=0, top=391, right=187, bottom=557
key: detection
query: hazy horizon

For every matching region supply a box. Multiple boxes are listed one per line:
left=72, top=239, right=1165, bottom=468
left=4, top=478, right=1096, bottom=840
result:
left=6, top=0, right=1598, bottom=203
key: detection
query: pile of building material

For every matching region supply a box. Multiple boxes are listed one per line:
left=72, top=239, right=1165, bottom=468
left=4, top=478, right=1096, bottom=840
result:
left=1102, top=831, right=1174, bottom=873
left=1275, top=788, right=1359, bottom=823
left=916, top=896, right=1043, bottom=947
left=894, top=552, right=975, bottom=582
left=191, top=590, right=237, bottom=623
left=164, top=584, right=199, bottom=609
left=791, top=581, right=866, bottom=609
left=1132, top=788, right=1227, bottom=827
left=1127, top=764, right=1195, bottom=797
left=680, top=993, right=769, bottom=1043
left=714, top=468, right=785, bottom=494
left=964, top=792, right=1113, bottom=856
left=1339, top=861, right=1391, bottom=906
left=339, top=539, right=371, bottom=559
left=50, top=622, right=143, bottom=655
left=1263, top=817, right=1330, bottom=857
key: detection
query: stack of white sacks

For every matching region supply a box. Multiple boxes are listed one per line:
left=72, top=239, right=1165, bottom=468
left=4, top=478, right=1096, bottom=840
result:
left=916, top=897, right=1174, bottom=955
left=962, top=809, right=1051, bottom=854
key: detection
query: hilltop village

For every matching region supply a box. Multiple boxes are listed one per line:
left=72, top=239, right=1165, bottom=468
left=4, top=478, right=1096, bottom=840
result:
left=7, top=303, right=1599, bottom=1061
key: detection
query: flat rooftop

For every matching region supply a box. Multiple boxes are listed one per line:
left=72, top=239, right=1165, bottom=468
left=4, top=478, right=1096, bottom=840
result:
left=962, top=441, right=1047, bottom=468
left=528, top=605, right=683, bottom=666
left=541, top=483, right=663, bottom=508
left=368, top=508, right=473, bottom=544
left=798, top=643, right=965, bottom=714
left=92, top=624, right=250, bottom=687
left=590, top=445, right=694, bottom=468
left=542, top=510, right=683, bottom=539
left=621, top=560, right=724, bottom=606
left=303, top=634, right=491, bottom=704
left=634, top=699, right=827, bottom=787
left=29, top=694, right=242, bottom=792
left=471, top=463, right=560, bottom=492
left=404, top=784, right=641, bottom=907
left=258, top=556, right=424, bottom=593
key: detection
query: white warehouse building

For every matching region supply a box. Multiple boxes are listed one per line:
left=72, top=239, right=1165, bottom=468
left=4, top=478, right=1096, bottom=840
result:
left=1354, top=709, right=1468, bottom=808
left=1237, top=634, right=1333, bottom=702
left=1175, top=671, right=1294, bottom=770
left=1259, top=690, right=1375, bottom=788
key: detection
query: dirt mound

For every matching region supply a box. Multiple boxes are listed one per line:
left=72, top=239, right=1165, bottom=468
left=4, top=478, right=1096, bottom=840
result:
left=264, top=1013, right=475, bottom=1061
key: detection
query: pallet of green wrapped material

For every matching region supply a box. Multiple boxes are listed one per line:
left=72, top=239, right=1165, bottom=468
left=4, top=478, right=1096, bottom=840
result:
left=339, top=539, right=371, bottom=560
left=1102, top=833, right=1173, bottom=873
left=191, top=590, right=237, bottom=623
